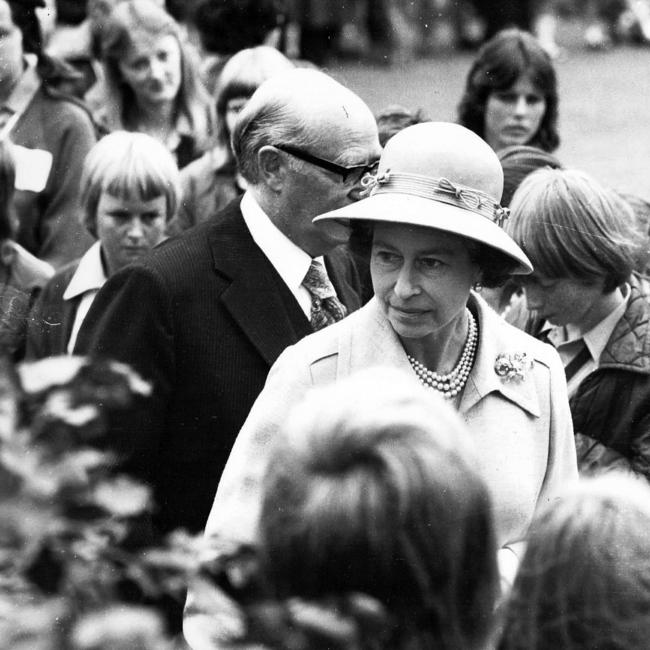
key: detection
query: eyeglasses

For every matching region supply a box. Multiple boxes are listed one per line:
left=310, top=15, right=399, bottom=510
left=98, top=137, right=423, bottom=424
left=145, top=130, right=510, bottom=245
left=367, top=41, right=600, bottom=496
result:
left=273, top=143, right=379, bottom=184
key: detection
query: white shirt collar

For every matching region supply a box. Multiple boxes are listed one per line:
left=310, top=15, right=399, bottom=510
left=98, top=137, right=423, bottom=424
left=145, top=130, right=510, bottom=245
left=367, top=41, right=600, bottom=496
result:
left=543, top=283, right=631, bottom=362
left=240, top=191, right=318, bottom=297
left=63, top=242, right=107, bottom=300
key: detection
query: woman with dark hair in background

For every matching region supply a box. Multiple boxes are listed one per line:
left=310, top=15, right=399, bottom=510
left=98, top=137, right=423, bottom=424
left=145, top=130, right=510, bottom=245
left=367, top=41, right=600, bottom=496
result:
left=91, top=0, right=213, bottom=169
left=458, top=28, right=559, bottom=154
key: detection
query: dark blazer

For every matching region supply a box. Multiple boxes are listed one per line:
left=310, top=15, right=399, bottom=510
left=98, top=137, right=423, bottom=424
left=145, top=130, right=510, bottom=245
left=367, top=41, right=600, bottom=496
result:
left=25, top=259, right=81, bottom=359
left=74, top=199, right=361, bottom=534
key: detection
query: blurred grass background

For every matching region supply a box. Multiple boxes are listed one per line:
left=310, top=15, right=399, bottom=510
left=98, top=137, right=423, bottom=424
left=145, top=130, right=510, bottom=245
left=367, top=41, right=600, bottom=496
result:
left=326, top=19, right=650, bottom=200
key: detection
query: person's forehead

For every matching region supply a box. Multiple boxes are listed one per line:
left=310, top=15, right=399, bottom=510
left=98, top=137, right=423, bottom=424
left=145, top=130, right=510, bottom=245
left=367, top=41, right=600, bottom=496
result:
left=0, top=1, right=13, bottom=27
left=127, top=30, right=177, bottom=55
left=373, top=222, right=468, bottom=252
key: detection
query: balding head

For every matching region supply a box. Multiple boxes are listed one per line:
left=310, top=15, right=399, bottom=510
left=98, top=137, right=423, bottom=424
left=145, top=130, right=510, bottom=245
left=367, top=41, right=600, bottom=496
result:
left=233, top=68, right=378, bottom=184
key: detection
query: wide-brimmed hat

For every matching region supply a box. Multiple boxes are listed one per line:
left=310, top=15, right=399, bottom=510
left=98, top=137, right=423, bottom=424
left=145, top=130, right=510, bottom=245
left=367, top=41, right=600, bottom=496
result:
left=314, top=122, right=532, bottom=274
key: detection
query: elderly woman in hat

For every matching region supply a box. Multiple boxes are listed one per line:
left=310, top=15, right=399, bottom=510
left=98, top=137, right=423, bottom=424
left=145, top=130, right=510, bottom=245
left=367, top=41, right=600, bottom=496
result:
left=203, top=122, right=577, bottom=590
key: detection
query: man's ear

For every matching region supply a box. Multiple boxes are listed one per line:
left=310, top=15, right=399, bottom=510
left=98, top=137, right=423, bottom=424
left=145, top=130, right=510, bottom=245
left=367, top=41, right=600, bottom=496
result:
left=257, top=145, right=287, bottom=193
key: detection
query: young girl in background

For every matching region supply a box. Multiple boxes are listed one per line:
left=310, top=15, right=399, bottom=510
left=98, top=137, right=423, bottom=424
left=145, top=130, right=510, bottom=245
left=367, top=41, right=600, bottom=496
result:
left=26, top=131, right=180, bottom=359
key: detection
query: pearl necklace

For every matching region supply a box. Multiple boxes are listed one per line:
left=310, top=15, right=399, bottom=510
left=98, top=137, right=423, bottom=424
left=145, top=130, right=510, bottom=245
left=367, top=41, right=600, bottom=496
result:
left=407, top=309, right=478, bottom=399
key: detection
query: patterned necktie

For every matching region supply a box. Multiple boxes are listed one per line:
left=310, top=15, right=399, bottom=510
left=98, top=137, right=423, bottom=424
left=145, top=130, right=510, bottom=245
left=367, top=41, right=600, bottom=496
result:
left=302, top=259, right=347, bottom=331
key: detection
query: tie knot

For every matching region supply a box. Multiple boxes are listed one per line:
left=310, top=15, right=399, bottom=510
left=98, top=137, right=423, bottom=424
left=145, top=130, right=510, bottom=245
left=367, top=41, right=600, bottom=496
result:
left=302, top=259, right=336, bottom=300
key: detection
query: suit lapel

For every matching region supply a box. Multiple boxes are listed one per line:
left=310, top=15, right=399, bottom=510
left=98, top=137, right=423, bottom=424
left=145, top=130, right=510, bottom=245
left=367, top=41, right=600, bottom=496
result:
left=208, top=203, right=311, bottom=367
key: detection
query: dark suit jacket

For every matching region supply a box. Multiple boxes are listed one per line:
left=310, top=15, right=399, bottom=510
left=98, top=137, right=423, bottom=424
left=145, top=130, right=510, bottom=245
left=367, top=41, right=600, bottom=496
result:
left=25, top=259, right=81, bottom=359
left=74, top=199, right=361, bottom=534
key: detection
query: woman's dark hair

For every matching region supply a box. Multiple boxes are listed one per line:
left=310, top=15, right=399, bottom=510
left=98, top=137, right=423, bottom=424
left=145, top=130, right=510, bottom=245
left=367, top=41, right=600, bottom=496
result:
left=192, top=0, right=283, bottom=55
left=458, top=28, right=559, bottom=153
left=260, top=369, right=499, bottom=650
left=99, top=0, right=212, bottom=149
left=498, top=145, right=563, bottom=207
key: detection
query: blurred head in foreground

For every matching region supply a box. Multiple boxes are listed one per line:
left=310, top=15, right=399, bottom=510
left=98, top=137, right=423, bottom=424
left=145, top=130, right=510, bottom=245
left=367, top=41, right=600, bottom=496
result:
left=259, top=367, right=499, bottom=649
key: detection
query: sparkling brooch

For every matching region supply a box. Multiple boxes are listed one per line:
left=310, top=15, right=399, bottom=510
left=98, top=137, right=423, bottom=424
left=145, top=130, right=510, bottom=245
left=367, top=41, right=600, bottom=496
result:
left=494, top=352, right=533, bottom=382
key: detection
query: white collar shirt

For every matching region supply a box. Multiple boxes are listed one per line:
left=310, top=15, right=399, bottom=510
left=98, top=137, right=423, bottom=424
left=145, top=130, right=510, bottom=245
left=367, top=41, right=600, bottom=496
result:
left=240, top=191, right=328, bottom=318
left=542, top=283, right=630, bottom=397
left=63, top=242, right=107, bottom=353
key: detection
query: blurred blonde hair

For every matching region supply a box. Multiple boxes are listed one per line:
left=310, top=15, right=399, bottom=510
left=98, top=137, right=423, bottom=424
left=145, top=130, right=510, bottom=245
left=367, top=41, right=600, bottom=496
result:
left=80, top=131, right=181, bottom=237
left=507, top=168, right=640, bottom=291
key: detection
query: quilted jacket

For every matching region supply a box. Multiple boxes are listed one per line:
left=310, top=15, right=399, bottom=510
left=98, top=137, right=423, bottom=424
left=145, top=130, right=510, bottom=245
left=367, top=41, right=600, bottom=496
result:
left=512, top=274, right=650, bottom=479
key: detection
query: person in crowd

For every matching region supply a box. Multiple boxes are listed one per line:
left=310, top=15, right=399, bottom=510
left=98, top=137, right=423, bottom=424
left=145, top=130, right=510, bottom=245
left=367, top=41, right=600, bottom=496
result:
left=506, top=167, right=650, bottom=479
left=90, top=0, right=213, bottom=169
left=46, top=0, right=167, bottom=99
left=205, top=122, right=577, bottom=590
left=189, top=0, right=285, bottom=95
left=481, top=144, right=562, bottom=315
left=185, top=368, right=500, bottom=648
left=0, top=139, right=53, bottom=359
left=261, top=368, right=499, bottom=650
left=458, top=28, right=559, bottom=154
left=0, top=0, right=96, bottom=268
left=499, top=472, right=650, bottom=649
left=25, top=131, right=179, bottom=359
left=168, top=46, right=294, bottom=235
left=74, top=68, right=381, bottom=537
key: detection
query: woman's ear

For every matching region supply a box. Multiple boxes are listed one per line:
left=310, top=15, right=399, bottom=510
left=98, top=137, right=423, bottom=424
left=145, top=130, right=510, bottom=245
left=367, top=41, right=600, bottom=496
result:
left=257, top=145, right=287, bottom=193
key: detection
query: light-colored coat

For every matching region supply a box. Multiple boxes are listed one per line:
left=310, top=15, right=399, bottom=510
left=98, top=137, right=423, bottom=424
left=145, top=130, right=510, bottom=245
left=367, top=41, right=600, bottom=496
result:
left=205, top=293, right=577, bottom=550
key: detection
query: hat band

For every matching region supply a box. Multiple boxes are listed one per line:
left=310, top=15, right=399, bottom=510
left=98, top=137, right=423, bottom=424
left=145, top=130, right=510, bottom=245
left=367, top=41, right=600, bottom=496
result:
left=362, top=171, right=509, bottom=227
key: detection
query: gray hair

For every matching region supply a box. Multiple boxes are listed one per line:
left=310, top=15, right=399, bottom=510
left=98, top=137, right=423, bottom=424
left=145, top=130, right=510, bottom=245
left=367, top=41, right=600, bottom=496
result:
left=231, top=98, right=315, bottom=184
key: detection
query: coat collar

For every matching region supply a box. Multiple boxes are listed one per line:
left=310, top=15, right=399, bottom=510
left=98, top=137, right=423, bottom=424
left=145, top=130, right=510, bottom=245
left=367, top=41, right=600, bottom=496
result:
left=599, top=274, right=650, bottom=374
left=341, top=294, right=541, bottom=418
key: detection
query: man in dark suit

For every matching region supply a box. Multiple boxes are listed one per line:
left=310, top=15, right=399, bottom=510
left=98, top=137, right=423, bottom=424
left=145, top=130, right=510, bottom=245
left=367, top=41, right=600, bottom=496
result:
left=75, top=68, right=381, bottom=536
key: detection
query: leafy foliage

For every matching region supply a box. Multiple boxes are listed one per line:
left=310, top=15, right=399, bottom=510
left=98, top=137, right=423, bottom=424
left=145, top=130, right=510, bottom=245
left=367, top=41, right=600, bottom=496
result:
left=0, top=356, right=393, bottom=649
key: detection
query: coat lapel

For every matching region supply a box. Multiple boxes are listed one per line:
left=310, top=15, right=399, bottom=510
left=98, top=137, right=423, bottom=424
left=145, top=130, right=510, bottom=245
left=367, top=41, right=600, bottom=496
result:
left=207, top=203, right=311, bottom=367
left=460, top=293, right=541, bottom=418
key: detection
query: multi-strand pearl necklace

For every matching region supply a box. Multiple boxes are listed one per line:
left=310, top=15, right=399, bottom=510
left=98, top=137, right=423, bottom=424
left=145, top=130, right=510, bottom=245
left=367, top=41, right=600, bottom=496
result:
left=407, top=309, right=478, bottom=399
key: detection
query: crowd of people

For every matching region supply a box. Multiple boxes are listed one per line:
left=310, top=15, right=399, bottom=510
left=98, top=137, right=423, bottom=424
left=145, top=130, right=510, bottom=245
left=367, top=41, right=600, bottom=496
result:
left=1, top=1, right=650, bottom=648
